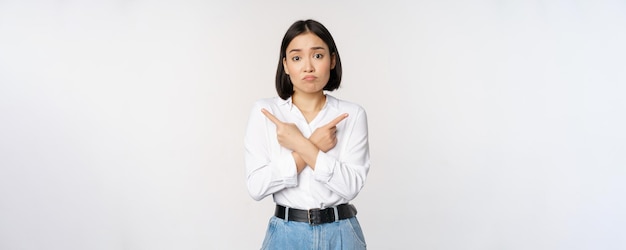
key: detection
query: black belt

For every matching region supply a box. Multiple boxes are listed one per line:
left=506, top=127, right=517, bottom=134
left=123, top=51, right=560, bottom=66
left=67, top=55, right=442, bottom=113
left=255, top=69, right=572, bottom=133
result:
left=274, top=204, right=357, bottom=225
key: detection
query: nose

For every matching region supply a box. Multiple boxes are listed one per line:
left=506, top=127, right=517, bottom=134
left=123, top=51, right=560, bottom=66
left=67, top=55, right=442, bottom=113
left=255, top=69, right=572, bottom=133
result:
left=303, top=58, right=314, bottom=73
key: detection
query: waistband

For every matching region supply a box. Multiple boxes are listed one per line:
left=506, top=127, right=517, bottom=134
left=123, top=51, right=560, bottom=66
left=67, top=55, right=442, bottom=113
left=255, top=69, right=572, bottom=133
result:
left=274, top=203, right=357, bottom=225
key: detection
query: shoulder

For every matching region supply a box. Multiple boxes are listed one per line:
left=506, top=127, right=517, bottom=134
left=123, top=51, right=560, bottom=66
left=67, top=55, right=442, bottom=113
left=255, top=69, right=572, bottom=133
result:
left=251, top=96, right=288, bottom=109
left=327, top=95, right=366, bottom=115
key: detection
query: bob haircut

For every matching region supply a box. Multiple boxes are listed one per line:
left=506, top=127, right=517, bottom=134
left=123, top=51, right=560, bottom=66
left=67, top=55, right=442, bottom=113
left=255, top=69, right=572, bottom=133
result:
left=276, top=19, right=342, bottom=100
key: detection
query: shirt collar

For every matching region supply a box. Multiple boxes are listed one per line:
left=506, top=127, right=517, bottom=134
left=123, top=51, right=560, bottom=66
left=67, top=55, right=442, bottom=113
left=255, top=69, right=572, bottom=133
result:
left=275, top=96, right=294, bottom=111
left=275, top=94, right=338, bottom=112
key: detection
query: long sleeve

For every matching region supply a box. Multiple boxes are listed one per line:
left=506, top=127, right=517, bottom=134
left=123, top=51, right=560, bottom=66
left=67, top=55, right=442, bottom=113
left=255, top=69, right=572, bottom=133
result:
left=244, top=101, right=298, bottom=201
left=313, top=107, right=370, bottom=201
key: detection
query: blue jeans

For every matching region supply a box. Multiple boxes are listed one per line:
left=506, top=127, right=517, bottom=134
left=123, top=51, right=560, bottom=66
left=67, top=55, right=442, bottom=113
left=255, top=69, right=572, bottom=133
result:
left=261, top=216, right=367, bottom=250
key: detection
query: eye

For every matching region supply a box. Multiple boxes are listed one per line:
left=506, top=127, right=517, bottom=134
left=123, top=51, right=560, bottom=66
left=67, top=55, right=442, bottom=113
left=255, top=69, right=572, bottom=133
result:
left=314, top=53, right=324, bottom=59
left=291, top=56, right=300, bottom=61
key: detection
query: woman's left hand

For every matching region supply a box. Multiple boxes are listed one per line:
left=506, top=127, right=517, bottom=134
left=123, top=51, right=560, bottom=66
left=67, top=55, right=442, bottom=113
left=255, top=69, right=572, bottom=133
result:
left=309, top=113, right=348, bottom=152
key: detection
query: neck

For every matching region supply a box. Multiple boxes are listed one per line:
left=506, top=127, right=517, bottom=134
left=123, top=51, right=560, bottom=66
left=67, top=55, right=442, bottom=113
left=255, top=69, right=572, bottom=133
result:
left=292, top=91, right=326, bottom=113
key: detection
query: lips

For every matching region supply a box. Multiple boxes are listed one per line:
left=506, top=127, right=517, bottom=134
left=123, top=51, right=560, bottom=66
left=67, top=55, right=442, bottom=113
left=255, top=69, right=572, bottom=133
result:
left=303, top=75, right=317, bottom=81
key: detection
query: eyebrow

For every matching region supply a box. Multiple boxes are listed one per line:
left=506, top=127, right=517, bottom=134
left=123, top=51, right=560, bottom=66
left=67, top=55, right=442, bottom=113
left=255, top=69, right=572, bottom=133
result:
left=288, top=46, right=327, bottom=54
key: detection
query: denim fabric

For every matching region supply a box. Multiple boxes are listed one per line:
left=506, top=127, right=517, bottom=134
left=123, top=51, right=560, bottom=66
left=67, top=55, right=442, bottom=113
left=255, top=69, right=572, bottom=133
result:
left=261, top=216, right=366, bottom=250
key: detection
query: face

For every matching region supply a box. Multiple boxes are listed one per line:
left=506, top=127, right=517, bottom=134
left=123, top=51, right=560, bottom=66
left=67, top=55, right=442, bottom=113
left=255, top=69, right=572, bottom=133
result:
left=283, top=32, right=336, bottom=96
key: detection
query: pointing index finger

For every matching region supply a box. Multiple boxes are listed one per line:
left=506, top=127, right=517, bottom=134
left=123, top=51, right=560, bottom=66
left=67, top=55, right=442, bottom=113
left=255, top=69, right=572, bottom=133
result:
left=325, top=113, right=349, bottom=127
left=261, top=108, right=282, bottom=125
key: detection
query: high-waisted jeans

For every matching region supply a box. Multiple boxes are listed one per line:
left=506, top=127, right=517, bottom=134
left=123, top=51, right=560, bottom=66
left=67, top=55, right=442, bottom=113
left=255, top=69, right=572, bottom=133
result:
left=261, top=216, right=367, bottom=250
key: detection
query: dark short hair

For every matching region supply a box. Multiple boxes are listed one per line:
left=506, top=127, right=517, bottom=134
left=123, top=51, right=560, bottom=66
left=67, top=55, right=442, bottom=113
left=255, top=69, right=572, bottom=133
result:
left=275, top=19, right=342, bottom=100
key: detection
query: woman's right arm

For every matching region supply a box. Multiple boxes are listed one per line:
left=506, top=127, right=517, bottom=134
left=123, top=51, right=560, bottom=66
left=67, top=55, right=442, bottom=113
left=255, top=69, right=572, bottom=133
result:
left=244, top=102, right=299, bottom=201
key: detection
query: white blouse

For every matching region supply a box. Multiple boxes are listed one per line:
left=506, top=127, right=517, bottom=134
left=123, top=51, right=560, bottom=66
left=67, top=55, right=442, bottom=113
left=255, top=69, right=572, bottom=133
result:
left=244, top=94, right=370, bottom=210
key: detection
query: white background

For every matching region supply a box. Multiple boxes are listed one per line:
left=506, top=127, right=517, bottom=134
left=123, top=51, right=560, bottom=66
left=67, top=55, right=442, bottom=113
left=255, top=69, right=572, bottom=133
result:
left=1, top=1, right=625, bottom=249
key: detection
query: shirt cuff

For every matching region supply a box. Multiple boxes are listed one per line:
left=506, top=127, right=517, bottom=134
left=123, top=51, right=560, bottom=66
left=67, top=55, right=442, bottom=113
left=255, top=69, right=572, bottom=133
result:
left=313, top=152, right=335, bottom=183
left=277, top=150, right=298, bottom=187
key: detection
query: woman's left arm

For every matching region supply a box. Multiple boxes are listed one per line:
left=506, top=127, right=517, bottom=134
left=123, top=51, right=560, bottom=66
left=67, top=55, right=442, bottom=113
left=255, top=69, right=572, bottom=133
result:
left=313, top=108, right=370, bottom=200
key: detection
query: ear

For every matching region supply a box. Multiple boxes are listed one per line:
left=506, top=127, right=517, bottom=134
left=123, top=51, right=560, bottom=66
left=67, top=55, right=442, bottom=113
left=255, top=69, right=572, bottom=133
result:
left=283, top=57, right=289, bottom=75
left=330, top=53, right=337, bottom=69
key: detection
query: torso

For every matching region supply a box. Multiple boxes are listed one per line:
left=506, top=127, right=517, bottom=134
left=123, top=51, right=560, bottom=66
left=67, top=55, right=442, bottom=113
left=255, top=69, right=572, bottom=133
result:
left=300, top=110, right=320, bottom=124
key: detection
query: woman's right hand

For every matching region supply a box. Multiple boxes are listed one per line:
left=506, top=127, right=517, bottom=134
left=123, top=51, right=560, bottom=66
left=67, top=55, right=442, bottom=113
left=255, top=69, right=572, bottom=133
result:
left=261, top=109, right=308, bottom=151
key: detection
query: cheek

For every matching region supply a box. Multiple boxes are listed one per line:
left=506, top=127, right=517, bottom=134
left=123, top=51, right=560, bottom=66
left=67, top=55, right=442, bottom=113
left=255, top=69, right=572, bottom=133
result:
left=288, top=74, right=296, bottom=83
left=319, top=61, right=332, bottom=72
left=286, top=63, right=298, bottom=75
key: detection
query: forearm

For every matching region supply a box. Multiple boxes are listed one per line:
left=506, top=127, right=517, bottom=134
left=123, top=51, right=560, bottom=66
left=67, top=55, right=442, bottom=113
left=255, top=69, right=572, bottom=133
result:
left=292, top=151, right=307, bottom=173
left=293, top=138, right=320, bottom=170
left=314, top=154, right=370, bottom=200
left=293, top=135, right=331, bottom=172
left=245, top=151, right=299, bottom=201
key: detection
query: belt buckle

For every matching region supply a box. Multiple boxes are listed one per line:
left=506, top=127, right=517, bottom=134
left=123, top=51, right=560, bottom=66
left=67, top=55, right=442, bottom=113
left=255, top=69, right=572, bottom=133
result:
left=308, top=208, right=321, bottom=225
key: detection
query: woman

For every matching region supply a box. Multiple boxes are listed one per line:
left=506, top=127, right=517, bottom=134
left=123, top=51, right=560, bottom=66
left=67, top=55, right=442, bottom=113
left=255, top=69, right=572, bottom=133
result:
left=244, top=19, right=370, bottom=249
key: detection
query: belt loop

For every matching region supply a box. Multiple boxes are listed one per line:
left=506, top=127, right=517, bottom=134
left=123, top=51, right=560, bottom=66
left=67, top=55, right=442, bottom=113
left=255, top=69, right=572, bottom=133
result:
left=284, top=207, right=289, bottom=222
left=333, top=206, right=339, bottom=222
